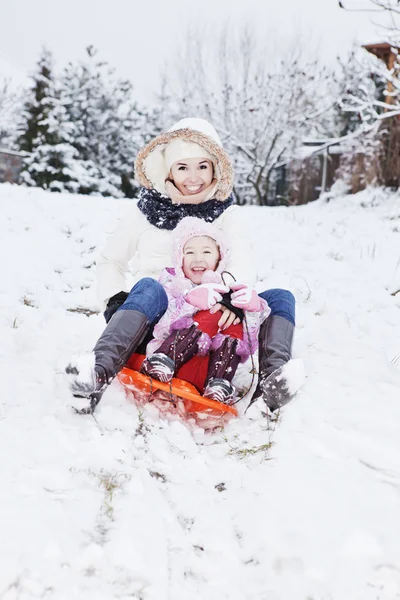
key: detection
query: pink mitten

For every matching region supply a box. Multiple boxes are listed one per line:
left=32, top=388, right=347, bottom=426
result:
left=185, top=283, right=229, bottom=310
left=230, top=283, right=261, bottom=312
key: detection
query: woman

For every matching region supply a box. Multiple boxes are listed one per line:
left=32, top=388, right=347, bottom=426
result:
left=66, top=118, right=299, bottom=414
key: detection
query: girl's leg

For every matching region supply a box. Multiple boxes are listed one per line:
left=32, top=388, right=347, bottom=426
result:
left=140, top=325, right=202, bottom=383
left=142, top=311, right=225, bottom=387
left=141, top=316, right=244, bottom=391
left=204, top=335, right=242, bottom=405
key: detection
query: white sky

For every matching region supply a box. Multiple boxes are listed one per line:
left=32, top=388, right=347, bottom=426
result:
left=0, top=0, right=387, bottom=102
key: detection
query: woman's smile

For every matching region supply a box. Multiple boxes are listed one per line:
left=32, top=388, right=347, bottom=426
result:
left=184, top=183, right=205, bottom=194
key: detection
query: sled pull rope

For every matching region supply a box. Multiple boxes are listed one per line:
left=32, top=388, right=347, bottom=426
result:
left=231, top=314, right=257, bottom=405
left=169, top=331, right=180, bottom=404
left=220, top=271, right=257, bottom=405
left=221, top=271, right=236, bottom=286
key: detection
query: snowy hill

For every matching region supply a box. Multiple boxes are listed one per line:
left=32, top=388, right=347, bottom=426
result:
left=1, top=182, right=400, bottom=600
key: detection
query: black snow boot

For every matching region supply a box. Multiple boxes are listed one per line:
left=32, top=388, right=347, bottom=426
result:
left=140, top=325, right=202, bottom=382
left=66, top=309, right=149, bottom=413
left=204, top=337, right=241, bottom=405
left=249, top=315, right=297, bottom=412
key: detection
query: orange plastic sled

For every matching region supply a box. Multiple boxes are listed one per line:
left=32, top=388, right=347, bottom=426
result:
left=118, top=353, right=238, bottom=417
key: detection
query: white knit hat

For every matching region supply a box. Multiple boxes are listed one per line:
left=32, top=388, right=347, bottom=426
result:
left=164, top=139, right=215, bottom=173
left=168, top=118, right=223, bottom=146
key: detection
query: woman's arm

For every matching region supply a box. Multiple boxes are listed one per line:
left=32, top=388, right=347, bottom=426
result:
left=96, top=204, right=148, bottom=310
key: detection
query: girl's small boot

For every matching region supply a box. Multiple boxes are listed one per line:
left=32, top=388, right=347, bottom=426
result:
left=141, top=325, right=202, bottom=382
left=204, top=337, right=241, bottom=405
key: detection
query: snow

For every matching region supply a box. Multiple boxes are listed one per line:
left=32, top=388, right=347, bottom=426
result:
left=276, top=358, right=305, bottom=396
left=1, top=182, right=400, bottom=599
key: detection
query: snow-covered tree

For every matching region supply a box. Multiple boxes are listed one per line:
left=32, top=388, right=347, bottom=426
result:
left=17, top=49, right=79, bottom=192
left=18, top=48, right=53, bottom=155
left=163, top=26, right=334, bottom=205
left=339, top=1, right=400, bottom=120
left=339, top=0, right=400, bottom=20
left=335, top=37, right=400, bottom=188
left=339, top=49, right=400, bottom=124
left=16, top=46, right=152, bottom=197
left=333, top=48, right=383, bottom=135
left=0, top=79, right=21, bottom=148
left=60, top=46, right=144, bottom=197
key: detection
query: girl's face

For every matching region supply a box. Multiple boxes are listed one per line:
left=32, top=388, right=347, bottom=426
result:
left=182, top=236, right=220, bottom=284
left=170, top=158, right=213, bottom=196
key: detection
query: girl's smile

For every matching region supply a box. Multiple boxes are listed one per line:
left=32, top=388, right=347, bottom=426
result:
left=182, top=235, right=220, bottom=283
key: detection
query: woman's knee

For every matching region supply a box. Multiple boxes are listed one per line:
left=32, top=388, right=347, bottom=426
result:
left=259, top=288, right=295, bottom=325
left=130, top=277, right=160, bottom=293
left=273, top=289, right=295, bottom=309
left=123, top=278, right=168, bottom=322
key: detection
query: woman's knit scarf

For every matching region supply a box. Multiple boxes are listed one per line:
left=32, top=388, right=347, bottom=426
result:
left=137, top=187, right=234, bottom=230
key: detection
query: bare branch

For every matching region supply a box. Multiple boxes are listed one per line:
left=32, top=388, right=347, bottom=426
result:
left=163, top=24, right=334, bottom=204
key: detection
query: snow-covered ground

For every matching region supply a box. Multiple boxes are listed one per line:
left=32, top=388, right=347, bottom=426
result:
left=1, top=182, right=400, bottom=600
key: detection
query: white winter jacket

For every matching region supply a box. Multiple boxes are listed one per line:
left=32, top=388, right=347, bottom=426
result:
left=96, top=202, right=256, bottom=311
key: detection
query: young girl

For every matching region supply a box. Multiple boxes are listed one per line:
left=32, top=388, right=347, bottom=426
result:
left=140, top=217, right=270, bottom=405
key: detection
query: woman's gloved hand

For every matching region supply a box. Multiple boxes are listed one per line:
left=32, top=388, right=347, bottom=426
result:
left=185, top=283, right=229, bottom=310
left=230, top=283, right=261, bottom=312
left=103, top=291, right=129, bottom=323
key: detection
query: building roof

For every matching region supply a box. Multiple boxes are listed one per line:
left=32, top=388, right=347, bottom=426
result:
left=274, top=137, right=346, bottom=169
left=0, top=148, right=26, bottom=157
left=363, top=42, right=399, bottom=66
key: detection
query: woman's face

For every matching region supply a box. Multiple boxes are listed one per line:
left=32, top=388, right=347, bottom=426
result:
left=170, top=158, right=213, bottom=196
left=182, top=236, right=220, bottom=284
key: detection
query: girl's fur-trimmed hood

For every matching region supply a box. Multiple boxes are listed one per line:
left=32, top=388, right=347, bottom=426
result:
left=135, top=118, right=234, bottom=201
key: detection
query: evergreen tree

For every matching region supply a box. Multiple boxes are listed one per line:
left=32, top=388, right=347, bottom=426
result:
left=60, top=46, right=144, bottom=197
left=18, top=48, right=52, bottom=156
left=17, top=48, right=79, bottom=192
left=0, top=80, right=21, bottom=148
left=16, top=46, right=170, bottom=198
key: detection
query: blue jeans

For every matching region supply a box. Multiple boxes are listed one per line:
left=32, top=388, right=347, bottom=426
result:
left=118, top=278, right=168, bottom=323
left=259, top=289, right=295, bottom=326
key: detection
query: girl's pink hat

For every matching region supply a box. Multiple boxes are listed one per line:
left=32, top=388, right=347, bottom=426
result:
left=172, top=217, right=230, bottom=280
